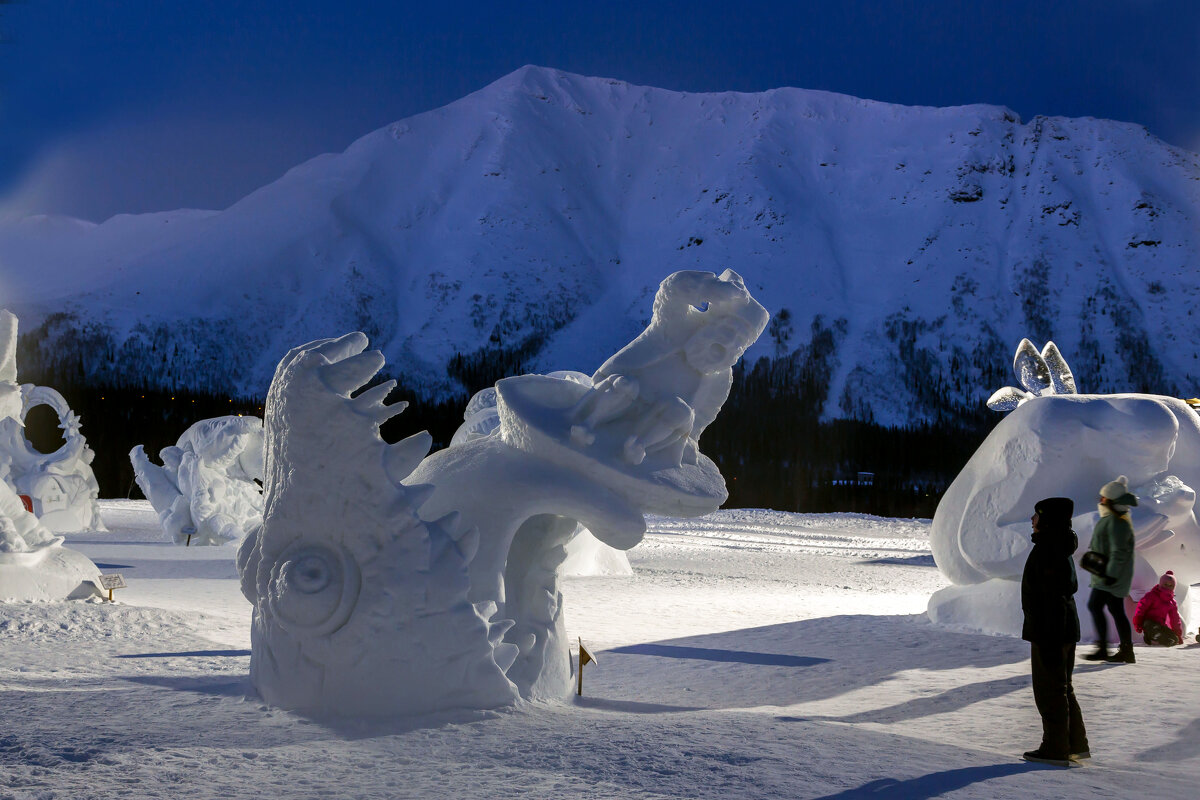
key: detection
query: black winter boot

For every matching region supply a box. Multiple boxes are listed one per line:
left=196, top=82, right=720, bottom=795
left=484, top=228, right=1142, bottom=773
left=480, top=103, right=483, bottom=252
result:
left=1081, top=647, right=1109, bottom=661
left=1105, top=645, right=1135, bottom=663
left=1022, top=748, right=1073, bottom=767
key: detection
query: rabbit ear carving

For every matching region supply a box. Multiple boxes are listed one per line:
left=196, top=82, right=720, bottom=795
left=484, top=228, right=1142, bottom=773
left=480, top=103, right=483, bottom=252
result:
left=1040, top=342, right=1077, bottom=394
left=1013, top=339, right=1052, bottom=396
left=990, top=339, right=1079, bottom=414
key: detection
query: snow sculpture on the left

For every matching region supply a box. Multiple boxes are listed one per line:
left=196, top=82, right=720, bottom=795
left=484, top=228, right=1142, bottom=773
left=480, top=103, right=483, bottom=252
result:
left=0, top=476, right=102, bottom=601
left=0, top=313, right=102, bottom=600
left=238, top=269, right=766, bottom=717
left=131, top=416, right=265, bottom=545
left=0, top=310, right=104, bottom=532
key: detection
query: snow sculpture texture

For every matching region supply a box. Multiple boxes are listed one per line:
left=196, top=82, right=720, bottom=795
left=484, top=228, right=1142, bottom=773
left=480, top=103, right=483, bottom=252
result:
left=0, top=313, right=102, bottom=600
left=238, top=270, right=766, bottom=716
left=131, top=416, right=265, bottom=546
left=0, top=310, right=104, bottom=532
left=930, top=339, right=1200, bottom=637
left=452, top=371, right=632, bottom=577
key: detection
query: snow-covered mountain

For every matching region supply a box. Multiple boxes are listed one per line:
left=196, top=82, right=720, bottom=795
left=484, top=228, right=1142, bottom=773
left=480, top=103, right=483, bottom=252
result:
left=1, top=65, right=1198, bottom=426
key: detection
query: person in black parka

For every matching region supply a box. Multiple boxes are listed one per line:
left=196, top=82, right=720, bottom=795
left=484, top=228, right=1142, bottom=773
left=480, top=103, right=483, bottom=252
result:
left=1021, top=497, right=1089, bottom=766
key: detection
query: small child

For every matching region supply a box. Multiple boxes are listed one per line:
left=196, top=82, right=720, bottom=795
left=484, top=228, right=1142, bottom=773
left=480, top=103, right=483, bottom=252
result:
left=1133, top=571, right=1184, bottom=646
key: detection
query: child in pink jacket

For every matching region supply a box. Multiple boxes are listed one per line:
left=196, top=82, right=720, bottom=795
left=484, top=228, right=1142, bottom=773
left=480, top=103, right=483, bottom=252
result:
left=1133, top=571, right=1184, bottom=646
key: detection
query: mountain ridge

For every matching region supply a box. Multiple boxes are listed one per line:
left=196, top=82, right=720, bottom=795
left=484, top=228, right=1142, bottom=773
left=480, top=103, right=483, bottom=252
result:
left=1, top=66, right=1197, bottom=427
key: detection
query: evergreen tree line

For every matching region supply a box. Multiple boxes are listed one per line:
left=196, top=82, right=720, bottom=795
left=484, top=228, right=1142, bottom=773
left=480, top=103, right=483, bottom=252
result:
left=17, top=352, right=990, bottom=517
left=701, top=356, right=988, bottom=518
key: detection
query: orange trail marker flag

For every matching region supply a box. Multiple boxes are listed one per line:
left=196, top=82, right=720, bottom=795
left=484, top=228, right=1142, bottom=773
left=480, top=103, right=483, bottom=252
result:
left=577, top=637, right=596, bottom=697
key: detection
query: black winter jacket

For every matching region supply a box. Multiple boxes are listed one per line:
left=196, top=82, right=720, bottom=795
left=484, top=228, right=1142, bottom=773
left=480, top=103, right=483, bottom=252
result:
left=1021, top=497, right=1081, bottom=644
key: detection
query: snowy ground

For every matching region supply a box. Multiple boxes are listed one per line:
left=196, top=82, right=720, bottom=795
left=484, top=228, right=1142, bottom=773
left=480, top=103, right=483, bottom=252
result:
left=2, top=501, right=1198, bottom=799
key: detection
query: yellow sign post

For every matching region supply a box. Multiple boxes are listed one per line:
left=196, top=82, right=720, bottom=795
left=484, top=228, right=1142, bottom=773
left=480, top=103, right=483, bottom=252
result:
left=98, top=574, right=126, bottom=602
left=576, top=637, right=596, bottom=697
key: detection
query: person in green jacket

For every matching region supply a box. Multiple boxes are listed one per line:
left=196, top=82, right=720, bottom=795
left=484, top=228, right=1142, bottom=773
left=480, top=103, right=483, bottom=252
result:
left=1082, top=475, right=1137, bottom=664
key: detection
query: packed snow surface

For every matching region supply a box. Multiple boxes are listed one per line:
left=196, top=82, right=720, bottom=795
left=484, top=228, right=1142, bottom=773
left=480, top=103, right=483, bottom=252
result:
left=3, top=500, right=1197, bottom=798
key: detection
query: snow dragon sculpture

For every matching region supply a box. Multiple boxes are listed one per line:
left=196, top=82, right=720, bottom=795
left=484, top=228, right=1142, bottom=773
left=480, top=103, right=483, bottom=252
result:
left=131, top=415, right=265, bottom=546
left=237, top=269, right=767, bottom=716
left=929, top=338, right=1200, bottom=637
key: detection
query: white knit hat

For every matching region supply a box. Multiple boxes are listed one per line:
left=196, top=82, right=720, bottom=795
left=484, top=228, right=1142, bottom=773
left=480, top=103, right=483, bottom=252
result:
left=1099, top=475, right=1138, bottom=509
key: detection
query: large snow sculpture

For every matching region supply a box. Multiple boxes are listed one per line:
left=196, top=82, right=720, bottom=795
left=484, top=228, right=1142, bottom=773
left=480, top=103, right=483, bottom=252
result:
left=238, top=270, right=767, bottom=716
left=929, top=339, right=1200, bottom=637
left=451, top=371, right=633, bottom=577
left=131, top=416, right=265, bottom=546
left=0, top=310, right=103, bottom=532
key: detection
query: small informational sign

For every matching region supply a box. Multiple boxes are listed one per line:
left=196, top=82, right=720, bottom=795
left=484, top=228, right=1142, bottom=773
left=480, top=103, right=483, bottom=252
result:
left=98, top=574, right=127, bottom=590
left=97, top=573, right=126, bottom=601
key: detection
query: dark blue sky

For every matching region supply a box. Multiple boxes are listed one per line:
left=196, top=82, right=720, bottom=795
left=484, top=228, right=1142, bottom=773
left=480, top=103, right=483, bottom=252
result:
left=2, top=1, right=1197, bottom=221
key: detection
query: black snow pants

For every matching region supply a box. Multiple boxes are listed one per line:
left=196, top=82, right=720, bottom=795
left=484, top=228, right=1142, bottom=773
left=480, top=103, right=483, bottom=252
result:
left=1030, top=641, right=1088, bottom=756
left=1087, top=588, right=1132, bottom=651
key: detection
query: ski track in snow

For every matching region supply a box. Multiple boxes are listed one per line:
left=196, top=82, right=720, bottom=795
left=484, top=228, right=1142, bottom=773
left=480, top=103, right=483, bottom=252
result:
left=1, top=500, right=1197, bottom=799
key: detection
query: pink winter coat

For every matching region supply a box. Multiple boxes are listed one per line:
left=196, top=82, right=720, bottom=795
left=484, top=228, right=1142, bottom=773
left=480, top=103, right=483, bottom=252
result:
left=1132, top=585, right=1183, bottom=638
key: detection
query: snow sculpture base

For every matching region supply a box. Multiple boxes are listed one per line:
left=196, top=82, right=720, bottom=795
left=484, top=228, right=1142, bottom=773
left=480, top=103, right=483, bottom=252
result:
left=239, top=270, right=766, bottom=717
left=1, top=479, right=101, bottom=602
left=929, top=391, right=1200, bottom=637
left=0, top=545, right=102, bottom=602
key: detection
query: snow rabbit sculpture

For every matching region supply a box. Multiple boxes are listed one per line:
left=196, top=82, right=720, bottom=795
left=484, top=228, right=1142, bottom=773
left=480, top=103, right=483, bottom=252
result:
left=929, top=339, right=1200, bottom=636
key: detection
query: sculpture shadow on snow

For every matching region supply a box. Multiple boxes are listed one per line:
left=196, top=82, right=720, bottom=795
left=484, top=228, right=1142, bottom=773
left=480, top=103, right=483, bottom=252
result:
left=608, top=643, right=829, bottom=668
left=116, top=649, right=251, bottom=659
left=571, top=696, right=705, bottom=714
left=120, top=674, right=252, bottom=697
left=807, top=763, right=1051, bottom=800
left=589, top=614, right=1029, bottom=712
left=1135, top=715, right=1200, bottom=763
left=784, top=663, right=1111, bottom=726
